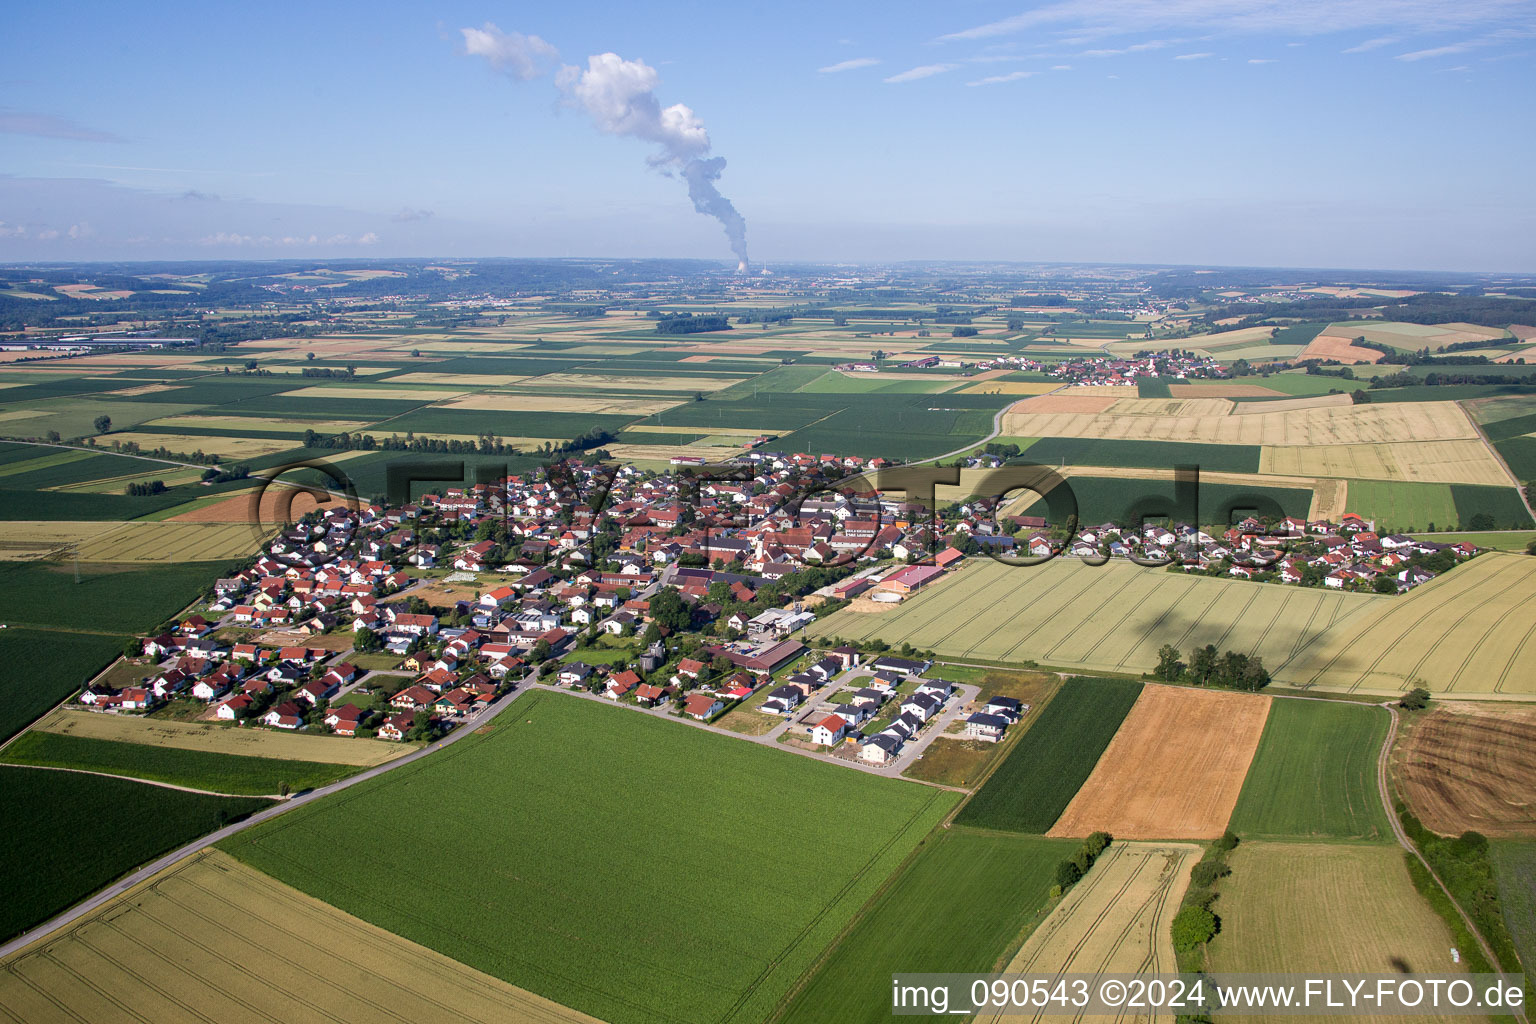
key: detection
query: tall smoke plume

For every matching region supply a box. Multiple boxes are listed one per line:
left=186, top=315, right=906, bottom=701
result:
left=462, top=25, right=748, bottom=269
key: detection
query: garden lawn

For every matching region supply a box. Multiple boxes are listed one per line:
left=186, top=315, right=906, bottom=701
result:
left=222, top=690, right=955, bottom=1024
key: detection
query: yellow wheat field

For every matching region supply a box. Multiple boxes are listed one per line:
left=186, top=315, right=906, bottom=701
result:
left=444, top=392, right=683, bottom=416
left=1274, top=551, right=1536, bottom=697
left=93, top=432, right=298, bottom=458
left=144, top=415, right=375, bottom=434
left=0, top=850, right=601, bottom=1024
left=1260, top=439, right=1511, bottom=485
left=974, top=842, right=1199, bottom=1024
left=387, top=372, right=530, bottom=386
left=955, top=381, right=1061, bottom=396
left=280, top=385, right=467, bottom=401
left=522, top=372, right=743, bottom=392
left=1001, top=398, right=1478, bottom=446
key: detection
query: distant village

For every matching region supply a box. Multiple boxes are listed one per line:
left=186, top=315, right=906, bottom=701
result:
left=834, top=350, right=1229, bottom=386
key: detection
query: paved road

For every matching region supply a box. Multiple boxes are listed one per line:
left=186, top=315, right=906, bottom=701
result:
left=0, top=671, right=534, bottom=961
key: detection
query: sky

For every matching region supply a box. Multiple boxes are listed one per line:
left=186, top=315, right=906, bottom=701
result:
left=2, top=1, right=1534, bottom=271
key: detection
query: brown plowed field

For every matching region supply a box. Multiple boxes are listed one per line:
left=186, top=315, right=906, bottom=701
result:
left=1300, top=334, right=1386, bottom=363
left=171, top=484, right=356, bottom=523
left=1396, top=703, right=1536, bottom=836
left=1048, top=684, right=1271, bottom=839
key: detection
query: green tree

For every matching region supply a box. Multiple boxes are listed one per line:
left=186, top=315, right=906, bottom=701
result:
left=1399, top=686, right=1432, bottom=711
left=1171, top=905, right=1218, bottom=953
left=1155, top=644, right=1183, bottom=682
left=353, top=628, right=382, bottom=653
left=1189, top=644, right=1217, bottom=685
left=647, top=588, right=692, bottom=633
left=93, top=414, right=112, bottom=434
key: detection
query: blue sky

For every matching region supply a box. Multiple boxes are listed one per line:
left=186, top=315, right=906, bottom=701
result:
left=2, top=1, right=1533, bottom=270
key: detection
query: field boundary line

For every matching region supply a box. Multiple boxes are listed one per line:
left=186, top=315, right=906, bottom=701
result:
left=1376, top=700, right=1525, bottom=1023
left=0, top=761, right=281, bottom=800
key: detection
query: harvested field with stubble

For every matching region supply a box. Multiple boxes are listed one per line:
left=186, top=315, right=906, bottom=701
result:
left=1007, top=393, right=1120, bottom=414
left=1208, top=843, right=1467, bottom=1019
left=0, top=849, right=602, bottom=1024
left=1260, top=439, right=1511, bottom=485
left=973, top=842, right=1199, bottom=1024
left=1167, top=383, right=1286, bottom=398
left=90, top=431, right=296, bottom=458
left=1001, top=397, right=1477, bottom=445
left=1300, top=334, right=1387, bottom=363
left=1275, top=551, right=1536, bottom=696
left=169, top=483, right=357, bottom=524
left=35, top=708, right=408, bottom=767
left=1048, top=685, right=1271, bottom=840
left=1396, top=703, right=1536, bottom=837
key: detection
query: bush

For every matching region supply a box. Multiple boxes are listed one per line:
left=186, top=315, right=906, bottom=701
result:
left=1171, top=905, right=1218, bottom=953
left=1054, top=860, right=1082, bottom=888
left=1399, top=686, right=1432, bottom=711
left=1189, top=858, right=1230, bottom=888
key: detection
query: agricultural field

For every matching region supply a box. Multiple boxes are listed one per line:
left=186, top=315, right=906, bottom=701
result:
left=974, top=842, right=1199, bottom=1024
left=1000, top=395, right=1478, bottom=446
left=222, top=691, right=956, bottom=1024
left=773, top=829, right=1073, bottom=1024
left=1341, top=480, right=1462, bottom=532
left=0, top=731, right=361, bottom=796
left=1491, top=841, right=1536, bottom=980
left=1274, top=552, right=1536, bottom=697
left=1395, top=703, right=1536, bottom=837
left=809, top=557, right=1373, bottom=678
left=0, top=849, right=602, bottom=1024
left=0, top=559, right=238, bottom=634
left=0, top=766, right=270, bottom=942
left=954, top=677, right=1143, bottom=833
left=1207, top=843, right=1467, bottom=996
left=1259, top=439, right=1510, bottom=485
left=33, top=707, right=408, bottom=766
left=0, top=630, right=126, bottom=742
left=0, top=520, right=266, bottom=562
left=1020, top=436, right=1261, bottom=474
left=1048, top=685, right=1271, bottom=840
left=1229, top=698, right=1391, bottom=841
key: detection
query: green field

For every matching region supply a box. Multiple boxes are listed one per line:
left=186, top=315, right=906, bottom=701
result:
left=1491, top=841, right=1536, bottom=976
left=0, top=766, right=270, bottom=941
left=953, top=677, right=1143, bottom=833
left=1450, top=482, right=1535, bottom=529
left=1014, top=476, right=1313, bottom=524
left=1344, top=480, right=1460, bottom=533
left=0, top=731, right=362, bottom=795
left=0, top=559, right=238, bottom=633
left=0, top=628, right=127, bottom=741
left=222, top=691, right=956, bottom=1024
left=1424, top=530, right=1536, bottom=551
left=1228, top=698, right=1391, bottom=841
left=773, top=829, right=1071, bottom=1024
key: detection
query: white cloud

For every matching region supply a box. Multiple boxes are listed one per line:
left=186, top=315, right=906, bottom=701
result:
left=1397, top=39, right=1481, bottom=60
left=818, top=57, right=880, bottom=73
left=1343, top=35, right=1398, bottom=52
left=391, top=207, right=434, bottom=223
left=967, top=70, right=1041, bottom=85
left=938, top=0, right=1531, bottom=43
left=358, top=232, right=380, bottom=245
left=884, top=63, right=961, bottom=83
left=556, top=53, right=710, bottom=163
left=1248, top=57, right=1278, bottom=63
left=66, top=222, right=92, bottom=239
left=1081, top=38, right=1179, bottom=57
left=0, top=108, right=123, bottom=142
left=461, top=22, right=558, bottom=80
left=1053, top=64, right=1073, bottom=70
left=1174, top=51, right=1214, bottom=60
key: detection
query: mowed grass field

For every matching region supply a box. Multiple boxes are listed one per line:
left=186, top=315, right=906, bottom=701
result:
left=1048, top=685, right=1271, bottom=840
left=809, top=558, right=1374, bottom=678
left=773, top=829, right=1072, bottom=1024
left=1275, top=552, right=1536, bottom=696
left=222, top=691, right=956, bottom=1024
left=954, top=677, right=1143, bottom=833
left=1395, top=704, right=1536, bottom=837
left=0, top=731, right=361, bottom=796
left=1207, top=843, right=1467, bottom=1017
left=1229, top=698, right=1391, bottom=841
left=973, top=842, right=1199, bottom=1024
left=0, top=767, right=270, bottom=942
left=0, top=849, right=604, bottom=1024
left=35, top=707, right=410, bottom=767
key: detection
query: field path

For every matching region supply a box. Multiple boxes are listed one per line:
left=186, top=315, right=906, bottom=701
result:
left=0, top=762, right=280, bottom=799
left=1376, top=700, right=1524, bottom=1021
left=975, top=842, right=1199, bottom=1024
